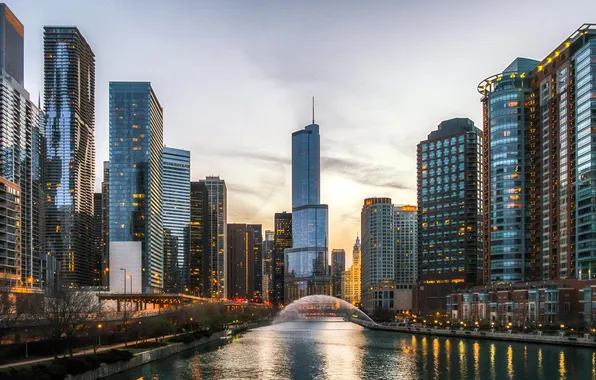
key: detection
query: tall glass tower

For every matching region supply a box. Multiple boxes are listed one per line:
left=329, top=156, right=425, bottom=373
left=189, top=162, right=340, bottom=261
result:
left=200, top=176, right=226, bottom=298
left=285, top=121, right=330, bottom=303
left=162, top=147, right=190, bottom=293
left=189, top=181, right=209, bottom=296
left=44, top=27, right=95, bottom=287
left=109, top=82, right=163, bottom=293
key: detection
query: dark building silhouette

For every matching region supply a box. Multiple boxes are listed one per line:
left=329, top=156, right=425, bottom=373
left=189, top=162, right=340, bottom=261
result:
left=331, top=249, right=345, bottom=298
left=93, top=193, right=102, bottom=286
left=227, top=224, right=255, bottom=301
left=247, top=224, right=263, bottom=302
left=274, top=212, right=292, bottom=307
left=189, top=181, right=209, bottom=296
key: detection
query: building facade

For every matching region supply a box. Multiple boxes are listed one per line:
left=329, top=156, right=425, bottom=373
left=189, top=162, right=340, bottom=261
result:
left=227, top=224, right=256, bottom=301
left=331, top=249, right=345, bottom=299
left=162, top=147, right=190, bottom=293
left=0, top=4, right=24, bottom=85
left=274, top=211, right=291, bottom=307
left=342, top=237, right=361, bottom=306
left=247, top=224, right=263, bottom=302
left=416, top=118, right=483, bottom=314
left=101, top=161, right=109, bottom=287
left=262, top=229, right=274, bottom=304
left=0, top=177, right=21, bottom=287
left=109, top=82, right=163, bottom=293
left=92, top=193, right=102, bottom=286
left=189, top=181, right=209, bottom=297
left=200, top=176, right=226, bottom=298
left=394, top=205, right=417, bottom=287
left=285, top=123, right=330, bottom=303
left=44, top=27, right=95, bottom=287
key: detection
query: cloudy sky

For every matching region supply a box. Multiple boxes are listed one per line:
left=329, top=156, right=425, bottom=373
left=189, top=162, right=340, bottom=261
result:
left=11, top=0, right=596, bottom=266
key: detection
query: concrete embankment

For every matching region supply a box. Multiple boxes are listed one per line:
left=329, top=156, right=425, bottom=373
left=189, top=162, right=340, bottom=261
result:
left=352, top=319, right=596, bottom=348
left=66, top=324, right=248, bottom=380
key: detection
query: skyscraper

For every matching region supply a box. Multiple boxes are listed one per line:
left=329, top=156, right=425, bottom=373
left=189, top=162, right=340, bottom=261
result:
left=109, top=82, right=163, bottom=293
left=101, top=161, right=109, bottom=287
left=394, top=205, right=417, bottom=290
left=44, top=27, right=95, bottom=287
left=247, top=224, right=263, bottom=302
left=262, top=229, right=274, bottom=303
left=285, top=119, right=330, bottom=303
left=0, top=177, right=21, bottom=287
left=274, top=211, right=291, bottom=307
left=0, top=4, right=24, bottom=85
left=331, top=249, right=345, bottom=298
left=227, top=224, right=255, bottom=301
left=93, top=193, right=102, bottom=286
left=162, top=147, right=190, bottom=293
left=416, top=118, right=482, bottom=313
left=342, top=237, right=361, bottom=306
left=189, top=181, right=209, bottom=296
left=201, top=176, right=226, bottom=298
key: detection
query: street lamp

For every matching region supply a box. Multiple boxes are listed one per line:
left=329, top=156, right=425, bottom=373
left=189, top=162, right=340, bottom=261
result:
left=98, top=324, right=103, bottom=348
left=127, top=275, right=133, bottom=294
left=120, top=268, right=127, bottom=294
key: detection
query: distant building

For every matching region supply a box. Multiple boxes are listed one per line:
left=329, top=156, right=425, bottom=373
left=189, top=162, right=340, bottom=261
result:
left=285, top=121, right=331, bottom=303
left=262, top=230, right=274, bottom=303
left=200, top=176, right=226, bottom=298
left=247, top=224, right=263, bottom=302
left=416, top=118, right=482, bottom=314
left=93, top=193, right=102, bottom=286
left=227, top=224, right=256, bottom=301
left=331, top=249, right=345, bottom=298
left=101, top=162, right=109, bottom=287
left=0, top=4, right=24, bottom=85
left=162, top=147, right=190, bottom=293
left=189, top=181, right=209, bottom=297
left=342, top=237, right=361, bottom=306
left=109, top=82, right=163, bottom=293
left=0, top=177, right=21, bottom=287
left=274, top=212, right=292, bottom=307
left=44, top=27, right=95, bottom=287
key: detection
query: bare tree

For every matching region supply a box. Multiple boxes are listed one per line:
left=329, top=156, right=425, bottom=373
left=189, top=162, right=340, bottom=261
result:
left=119, top=301, right=138, bottom=347
left=0, top=288, right=20, bottom=341
left=43, top=289, right=98, bottom=357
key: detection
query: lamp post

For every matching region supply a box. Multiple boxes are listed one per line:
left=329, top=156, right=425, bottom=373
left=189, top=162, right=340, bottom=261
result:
left=129, top=275, right=133, bottom=294
left=98, top=324, right=102, bottom=350
left=120, top=268, right=127, bottom=294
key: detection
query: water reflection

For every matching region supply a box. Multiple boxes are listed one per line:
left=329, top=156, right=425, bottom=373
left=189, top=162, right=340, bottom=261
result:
left=111, top=321, right=596, bottom=380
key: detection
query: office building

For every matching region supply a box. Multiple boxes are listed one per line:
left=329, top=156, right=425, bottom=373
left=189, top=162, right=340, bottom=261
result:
left=274, top=211, right=291, bottom=307
left=189, top=181, right=209, bottom=297
left=416, top=118, right=482, bottom=313
left=101, top=161, right=109, bottom=287
left=227, top=224, right=256, bottom=301
left=200, top=176, right=226, bottom=298
left=93, top=193, right=102, bottom=286
left=44, top=27, right=95, bottom=286
left=0, top=4, right=23, bottom=85
left=262, top=229, right=274, bottom=303
left=109, top=82, right=163, bottom=293
left=394, top=205, right=417, bottom=286
left=285, top=120, right=331, bottom=303
left=247, top=224, right=263, bottom=302
left=331, top=249, right=345, bottom=298
left=162, top=147, right=190, bottom=293
left=342, top=237, right=361, bottom=306
left=0, top=177, right=21, bottom=287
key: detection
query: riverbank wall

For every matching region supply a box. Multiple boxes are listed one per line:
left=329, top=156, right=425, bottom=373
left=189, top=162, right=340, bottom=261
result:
left=352, top=319, right=596, bottom=348
left=66, top=324, right=248, bottom=380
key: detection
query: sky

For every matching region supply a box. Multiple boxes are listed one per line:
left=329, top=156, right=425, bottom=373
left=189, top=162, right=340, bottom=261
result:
left=10, top=0, right=596, bottom=267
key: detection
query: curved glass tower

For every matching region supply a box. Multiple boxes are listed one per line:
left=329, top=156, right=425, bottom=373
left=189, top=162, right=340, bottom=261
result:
left=285, top=123, right=330, bottom=302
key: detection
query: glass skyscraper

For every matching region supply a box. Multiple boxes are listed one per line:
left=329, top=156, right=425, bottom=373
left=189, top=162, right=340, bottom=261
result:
left=0, top=4, right=24, bottom=85
left=262, top=229, right=274, bottom=304
left=274, top=211, right=291, bottom=307
left=162, top=147, right=190, bottom=293
left=109, top=82, right=163, bottom=293
left=200, top=176, right=226, bottom=298
left=285, top=123, right=330, bottom=303
left=44, top=27, right=95, bottom=287
left=189, top=181, right=209, bottom=296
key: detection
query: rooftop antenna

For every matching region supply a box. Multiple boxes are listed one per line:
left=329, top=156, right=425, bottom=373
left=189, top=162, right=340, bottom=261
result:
left=312, top=96, right=315, bottom=124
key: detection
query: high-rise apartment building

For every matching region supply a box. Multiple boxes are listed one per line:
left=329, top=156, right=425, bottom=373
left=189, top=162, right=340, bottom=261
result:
left=109, top=82, right=163, bottom=293
left=342, top=237, right=361, bottom=306
left=331, top=249, right=345, bottom=298
left=189, top=181, right=209, bottom=296
left=162, top=147, right=190, bottom=293
left=416, top=118, right=482, bottom=313
left=0, top=177, right=21, bottom=287
left=44, top=27, right=95, bottom=287
left=262, top=229, right=274, bottom=303
left=227, top=224, right=256, bottom=301
left=285, top=121, right=330, bottom=303
left=247, top=224, right=263, bottom=302
left=101, top=161, right=109, bottom=287
left=394, top=205, right=417, bottom=287
left=200, top=176, right=226, bottom=298
left=478, top=24, right=596, bottom=283
left=0, top=4, right=23, bottom=85
left=274, top=211, right=291, bottom=307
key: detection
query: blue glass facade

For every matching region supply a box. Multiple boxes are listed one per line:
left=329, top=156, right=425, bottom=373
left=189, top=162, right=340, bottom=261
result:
left=162, top=147, right=190, bottom=293
left=109, top=82, right=163, bottom=293
left=285, top=123, right=330, bottom=302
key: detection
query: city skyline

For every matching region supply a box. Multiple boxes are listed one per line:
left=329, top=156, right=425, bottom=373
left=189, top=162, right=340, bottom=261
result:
left=9, top=0, right=596, bottom=265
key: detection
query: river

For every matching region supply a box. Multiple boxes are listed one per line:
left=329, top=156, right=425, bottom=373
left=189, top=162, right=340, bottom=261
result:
left=110, top=320, right=596, bottom=379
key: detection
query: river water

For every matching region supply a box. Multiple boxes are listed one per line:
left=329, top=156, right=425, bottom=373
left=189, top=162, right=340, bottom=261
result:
left=110, top=321, right=596, bottom=379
